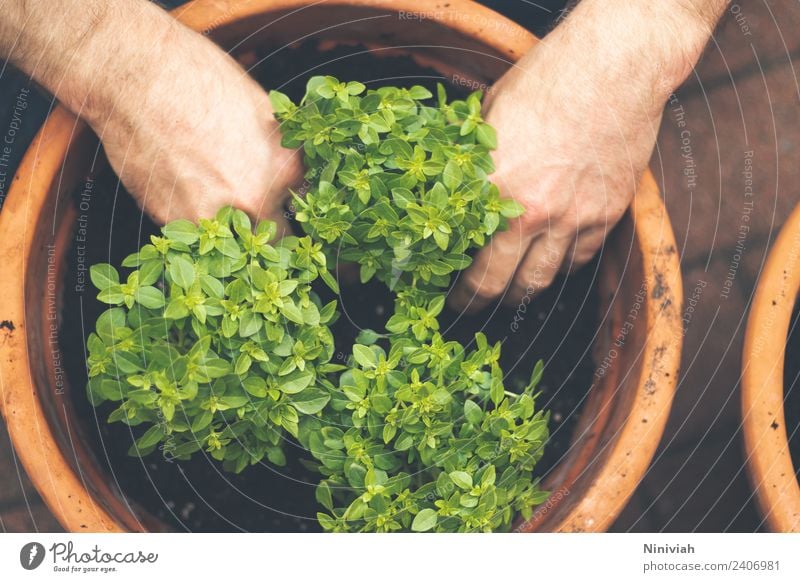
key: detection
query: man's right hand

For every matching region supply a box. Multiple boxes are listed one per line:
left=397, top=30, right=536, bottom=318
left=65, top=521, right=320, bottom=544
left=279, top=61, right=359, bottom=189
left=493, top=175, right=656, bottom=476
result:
left=1, top=0, right=302, bottom=231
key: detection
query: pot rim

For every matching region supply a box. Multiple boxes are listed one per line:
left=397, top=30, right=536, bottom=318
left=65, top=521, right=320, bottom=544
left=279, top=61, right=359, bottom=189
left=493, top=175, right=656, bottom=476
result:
left=0, top=0, right=682, bottom=533
left=742, top=203, right=800, bottom=532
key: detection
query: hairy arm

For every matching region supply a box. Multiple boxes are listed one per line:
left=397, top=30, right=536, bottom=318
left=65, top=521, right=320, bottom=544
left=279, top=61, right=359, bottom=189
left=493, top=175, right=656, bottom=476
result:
left=0, top=0, right=300, bottom=226
left=452, top=0, right=729, bottom=309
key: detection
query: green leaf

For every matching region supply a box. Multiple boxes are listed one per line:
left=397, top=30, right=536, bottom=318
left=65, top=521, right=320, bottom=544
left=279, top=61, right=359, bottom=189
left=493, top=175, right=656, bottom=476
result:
left=319, top=269, right=339, bottom=294
left=355, top=329, right=380, bottom=345
left=385, top=314, right=409, bottom=333
left=216, top=237, right=242, bottom=259
left=391, top=187, right=415, bottom=209
left=315, top=482, right=334, bottom=511
left=168, top=255, right=195, bottom=288
left=200, top=358, right=230, bottom=379
left=90, top=264, right=119, bottom=290
left=269, top=90, right=294, bottom=114
left=464, top=400, right=483, bottom=425
left=218, top=396, right=248, bottom=409
left=484, top=212, right=500, bottom=234
left=95, top=308, right=127, bottom=344
left=302, top=302, right=320, bottom=326
left=235, top=353, right=252, bottom=375
left=450, top=470, right=473, bottom=490
left=395, top=433, right=414, bottom=451
left=433, top=229, right=449, bottom=251
left=242, top=376, right=267, bottom=398
left=164, top=299, right=189, bottom=319
left=291, top=388, right=330, bottom=415
left=281, top=370, right=314, bottom=394
left=407, top=85, right=433, bottom=100
left=238, top=311, right=263, bottom=338
left=172, top=440, right=202, bottom=457
left=352, top=344, right=378, bottom=369
left=490, top=378, right=504, bottom=406
left=280, top=302, right=305, bottom=325
left=529, top=360, right=544, bottom=391
left=200, top=274, right=225, bottom=298
left=443, top=159, right=463, bottom=190
left=97, top=286, right=124, bottom=305
left=499, top=198, right=525, bottom=218
left=347, top=81, right=366, bottom=95
left=382, top=423, right=397, bottom=444
left=476, top=123, right=497, bottom=149
left=163, top=220, right=199, bottom=244
left=135, top=286, right=166, bottom=309
left=136, top=424, right=165, bottom=449
left=411, top=508, right=438, bottom=532
left=138, top=260, right=163, bottom=286
left=192, top=410, right=213, bottom=432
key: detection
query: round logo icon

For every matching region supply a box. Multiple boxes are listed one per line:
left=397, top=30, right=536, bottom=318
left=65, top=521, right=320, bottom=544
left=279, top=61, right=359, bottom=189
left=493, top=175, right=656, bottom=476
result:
left=19, top=542, right=46, bottom=570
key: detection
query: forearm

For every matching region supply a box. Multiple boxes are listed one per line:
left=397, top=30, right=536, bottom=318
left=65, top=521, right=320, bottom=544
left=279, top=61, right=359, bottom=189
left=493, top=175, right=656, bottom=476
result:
left=0, top=0, right=299, bottom=225
left=511, top=0, right=729, bottom=118
left=0, top=0, right=256, bottom=131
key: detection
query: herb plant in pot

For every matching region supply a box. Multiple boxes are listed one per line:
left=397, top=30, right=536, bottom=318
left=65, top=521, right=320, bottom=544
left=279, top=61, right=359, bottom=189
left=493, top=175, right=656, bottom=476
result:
left=85, top=81, right=549, bottom=532
left=742, top=203, right=800, bottom=532
left=0, top=0, right=682, bottom=533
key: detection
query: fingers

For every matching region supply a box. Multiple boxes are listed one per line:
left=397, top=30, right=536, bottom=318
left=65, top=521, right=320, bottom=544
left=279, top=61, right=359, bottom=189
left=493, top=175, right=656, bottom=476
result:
left=504, top=231, right=571, bottom=305
left=234, top=193, right=293, bottom=240
left=561, top=225, right=609, bottom=274
left=448, top=219, right=539, bottom=312
left=237, top=140, right=302, bottom=239
left=447, top=193, right=617, bottom=311
left=270, top=212, right=294, bottom=241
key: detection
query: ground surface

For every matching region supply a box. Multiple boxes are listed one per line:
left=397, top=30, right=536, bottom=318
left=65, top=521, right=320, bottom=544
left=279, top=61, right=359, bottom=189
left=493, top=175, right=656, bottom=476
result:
left=1, top=0, right=799, bottom=532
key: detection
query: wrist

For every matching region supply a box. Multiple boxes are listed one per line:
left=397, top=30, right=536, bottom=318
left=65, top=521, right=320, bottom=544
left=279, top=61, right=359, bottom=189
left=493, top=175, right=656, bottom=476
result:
left=578, top=0, right=728, bottom=100
left=526, top=0, right=727, bottom=118
left=2, top=0, right=201, bottom=132
left=66, top=3, right=187, bottom=130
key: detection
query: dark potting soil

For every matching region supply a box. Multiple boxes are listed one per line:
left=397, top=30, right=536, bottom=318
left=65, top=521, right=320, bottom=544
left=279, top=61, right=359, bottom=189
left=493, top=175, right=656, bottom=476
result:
left=60, top=43, right=598, bottom=532
left=783, top=303, right=800, bottom=476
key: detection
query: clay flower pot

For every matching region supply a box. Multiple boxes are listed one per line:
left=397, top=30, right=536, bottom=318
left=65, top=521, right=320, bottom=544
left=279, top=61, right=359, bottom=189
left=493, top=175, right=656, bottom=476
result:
left=742, top=204, right=800, bottom=532
left=0, top=0, right=682, bottom=532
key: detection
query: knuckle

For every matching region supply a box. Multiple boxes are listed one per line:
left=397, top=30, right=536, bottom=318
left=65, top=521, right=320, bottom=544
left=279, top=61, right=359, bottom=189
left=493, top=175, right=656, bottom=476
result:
left=515, top=203, right=548, bottom=233
left=513, top=271, right=552, bottom=297
left=517, top=263, right=557, bottom=295
left=556, top=213, right=580, bottom=235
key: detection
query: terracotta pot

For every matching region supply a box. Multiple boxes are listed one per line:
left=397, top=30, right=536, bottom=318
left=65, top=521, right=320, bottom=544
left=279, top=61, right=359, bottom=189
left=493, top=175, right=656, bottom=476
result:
left=742, top=204, right=800, bottom=532
left=0, top=0, right=682, bottom=532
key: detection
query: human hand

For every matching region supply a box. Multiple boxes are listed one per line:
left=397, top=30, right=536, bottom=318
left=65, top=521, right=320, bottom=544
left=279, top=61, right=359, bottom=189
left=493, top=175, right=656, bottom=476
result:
left=85, top=12, right=302, bottom=231
left=1, top=0, right=302, bottom=233
left=449, top=51, right=658, bottom=310
left=450, top=0, right=728, bottom=311
left=97, top=48, right=302, bottom=231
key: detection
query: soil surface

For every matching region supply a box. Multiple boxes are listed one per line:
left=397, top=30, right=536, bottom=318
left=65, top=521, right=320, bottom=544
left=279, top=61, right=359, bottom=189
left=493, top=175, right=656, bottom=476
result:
left=784, top=304, right=800, bottom=475
left=60, top=43, right=598, bottom=532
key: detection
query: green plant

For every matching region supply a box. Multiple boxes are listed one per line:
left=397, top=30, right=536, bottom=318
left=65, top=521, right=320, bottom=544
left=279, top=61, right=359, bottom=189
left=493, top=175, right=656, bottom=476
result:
left=86, top=207, right=342, bottom=473
left=270, top=76, right=521, bottom=288
left=271, top=77, right=550, bottom=531
left=86, top=77, right=550, bottom=532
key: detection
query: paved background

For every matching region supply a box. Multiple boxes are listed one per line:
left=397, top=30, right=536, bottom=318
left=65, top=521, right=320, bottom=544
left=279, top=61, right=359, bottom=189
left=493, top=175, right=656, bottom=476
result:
left=1, top=0, right=799, bottom=532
